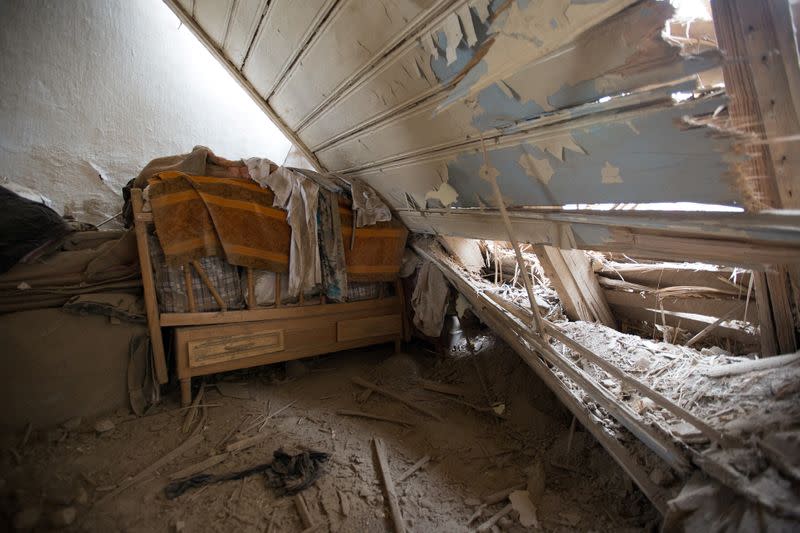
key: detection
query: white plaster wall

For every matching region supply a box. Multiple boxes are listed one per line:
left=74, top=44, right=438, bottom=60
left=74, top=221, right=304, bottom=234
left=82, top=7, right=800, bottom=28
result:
left=0, top=0, right=292, bottom=224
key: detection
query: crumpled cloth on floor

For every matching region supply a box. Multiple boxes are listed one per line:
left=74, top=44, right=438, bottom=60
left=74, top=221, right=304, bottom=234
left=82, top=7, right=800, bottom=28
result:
left=350, top=177, right=391, bottom=228
left=247, top=160, right=320, bottom=298
left=164, top=448, right=329, bottom=500
left=411, top=261, right=450, bottom=337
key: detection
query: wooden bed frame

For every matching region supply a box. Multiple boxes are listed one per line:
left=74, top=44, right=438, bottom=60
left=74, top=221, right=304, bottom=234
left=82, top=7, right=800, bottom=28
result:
left=131, top=189, right=403, bottom=405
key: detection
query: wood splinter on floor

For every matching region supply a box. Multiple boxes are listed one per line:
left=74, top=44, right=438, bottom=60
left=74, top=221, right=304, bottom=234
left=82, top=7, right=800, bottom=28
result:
left=396, top=454, right=431, bottom=483
left=352, top=376, right=443, bottom=421
left=335, top=409, right=415, bottom=427
left=373, top=437, right=405, bottom=533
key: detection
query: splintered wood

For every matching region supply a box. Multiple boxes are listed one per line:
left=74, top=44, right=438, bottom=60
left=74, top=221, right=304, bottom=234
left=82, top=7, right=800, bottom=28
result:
left=414, top=238, right=800, bottom=517
left=593, top=259, right=759, bottom=353
left=373, top=438, right=405, bottom=533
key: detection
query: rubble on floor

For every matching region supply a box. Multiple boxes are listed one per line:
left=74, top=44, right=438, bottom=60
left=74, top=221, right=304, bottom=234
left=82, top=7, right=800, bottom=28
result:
left=0, top=343, right=658, bottom=532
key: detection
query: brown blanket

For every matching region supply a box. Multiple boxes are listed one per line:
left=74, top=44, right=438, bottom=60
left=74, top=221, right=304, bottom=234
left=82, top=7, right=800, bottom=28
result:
left=147, top=171, right=291, bottom=272
left=133, top=146, right=253, bottom=189
left=339, top=203, right=408, bottom=282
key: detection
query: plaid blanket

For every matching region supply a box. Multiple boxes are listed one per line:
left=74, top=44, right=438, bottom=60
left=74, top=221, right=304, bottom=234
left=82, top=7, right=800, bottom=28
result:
left=147, top=171, right=291, bottom=272
left=149, top=233, right=243, bottom=313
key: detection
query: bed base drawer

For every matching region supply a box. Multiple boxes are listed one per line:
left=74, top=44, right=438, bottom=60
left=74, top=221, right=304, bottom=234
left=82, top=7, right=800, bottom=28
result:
left=188, top=329, right=284, bottom=367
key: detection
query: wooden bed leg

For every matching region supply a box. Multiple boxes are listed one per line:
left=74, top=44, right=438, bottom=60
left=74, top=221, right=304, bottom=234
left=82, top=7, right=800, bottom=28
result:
left=180, top=378, right=192, bottom=407
left=394, top=339, right=402, bottom=354
left=131, top=189, right=169, bottom=385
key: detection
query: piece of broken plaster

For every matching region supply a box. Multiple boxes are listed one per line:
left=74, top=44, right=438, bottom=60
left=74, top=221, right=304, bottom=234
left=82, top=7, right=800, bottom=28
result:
left=601, top=161, right=623, bottom=184
left=424, top=181, right=459, bottom=207
left=508, top=490, right=539, bottom=528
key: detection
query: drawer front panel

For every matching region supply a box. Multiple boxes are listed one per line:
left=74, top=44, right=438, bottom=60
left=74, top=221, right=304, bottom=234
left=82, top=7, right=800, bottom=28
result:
left=337, top=314, right=401, bottom=343
left=188, top=329, right=284, bottom=367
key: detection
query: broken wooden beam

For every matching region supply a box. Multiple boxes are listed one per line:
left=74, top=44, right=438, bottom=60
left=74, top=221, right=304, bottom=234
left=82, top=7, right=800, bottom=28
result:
left=99, top=434, right=203, bottom=504
left=483, top=482, right=526, bottom=505
left=401, top=208, right=800, bottom=268
left=486, top=170, right=545, bottom=336
left=685, top=308, right=739, bottom=348
left=413, top=241, right=671, bottom=514
left=486, top=289, right=693, bottom=466
left=169, top=453, right=228, bottom=480
left=336, top=409, right=415, bottom=427
left=351, top=377, right=443, bottom=421
left=489, top=287, right=727, bottom=447
left=373, top=438, right=405, bottom=533
left=294, top=493, right=314, bottom=529
left=475, top=503, right=513, bottom=532
left=703, top=350, right=800, bottom=378
left=534, top=244, right=616, bottom=328
left=396, top=455, right=430, bottom=484
left=225, top=432, right=269, bottom=453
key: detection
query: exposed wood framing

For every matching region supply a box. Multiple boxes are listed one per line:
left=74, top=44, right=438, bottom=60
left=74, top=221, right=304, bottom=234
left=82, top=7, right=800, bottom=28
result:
left=415, top=240, right=800, bottom=519
left=712, top=0, right=781, bottom=209
left=400, top=208, right=800, bottom=268
left=712, top=0, right=800, bottom=355
left=713, top=0, right=800, bottom=209
left=412, top=241, right=672, bottom=513
left=162, top=0, right=325, bottom=172
left=602, top=289, right=757, bottom=325
left=593, top=262, right=750, bottom=293
left=438, top=236, right=485, bottom=272
left=534, top=245, right=616, bottom=328
left=755, top=270, right=798, bottom=356
left=607, top=303, right=758, bottom=349
left=488, top=171, right=545, bottom=335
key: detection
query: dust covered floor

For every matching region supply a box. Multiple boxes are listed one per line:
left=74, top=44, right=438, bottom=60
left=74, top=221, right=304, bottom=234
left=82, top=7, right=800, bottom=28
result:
left=0, top=340, right=658, bottom=532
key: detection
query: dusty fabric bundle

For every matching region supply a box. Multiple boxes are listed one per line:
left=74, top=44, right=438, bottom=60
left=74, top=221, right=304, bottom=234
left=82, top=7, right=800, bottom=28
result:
left=164, top=449, right=329, bottom=500
left=318, top=189, right=347, bottom=301
left=0, top=185, right=71, bottom=274
left=340, top=205, right=408, bottom=282
left=63, top=293, right=145, bottom=322
left=349, top=177, right=392, bottom=228
left=247, top=160, right=321, bottom=298
left=147, top=170, right=291, bottom=272
left=123, top=146, right=253, bottom=227
left=411, top=261, right=450, bottom=337
left=266, top=449, right=329, bottom=496
left=0, top=230, right=141, bottom=313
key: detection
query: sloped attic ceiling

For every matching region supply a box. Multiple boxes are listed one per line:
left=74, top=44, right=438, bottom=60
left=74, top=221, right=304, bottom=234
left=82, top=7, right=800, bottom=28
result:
left=164, top=0, right=800, bottom=267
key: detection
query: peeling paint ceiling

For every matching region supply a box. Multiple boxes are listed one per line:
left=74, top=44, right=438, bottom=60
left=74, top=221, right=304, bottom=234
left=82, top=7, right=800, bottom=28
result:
left=163, top=0, right=799, bottom=261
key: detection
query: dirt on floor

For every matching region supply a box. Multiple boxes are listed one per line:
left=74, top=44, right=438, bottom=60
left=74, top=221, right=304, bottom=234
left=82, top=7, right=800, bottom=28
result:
left=0, top=334, right=659, bottom=532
